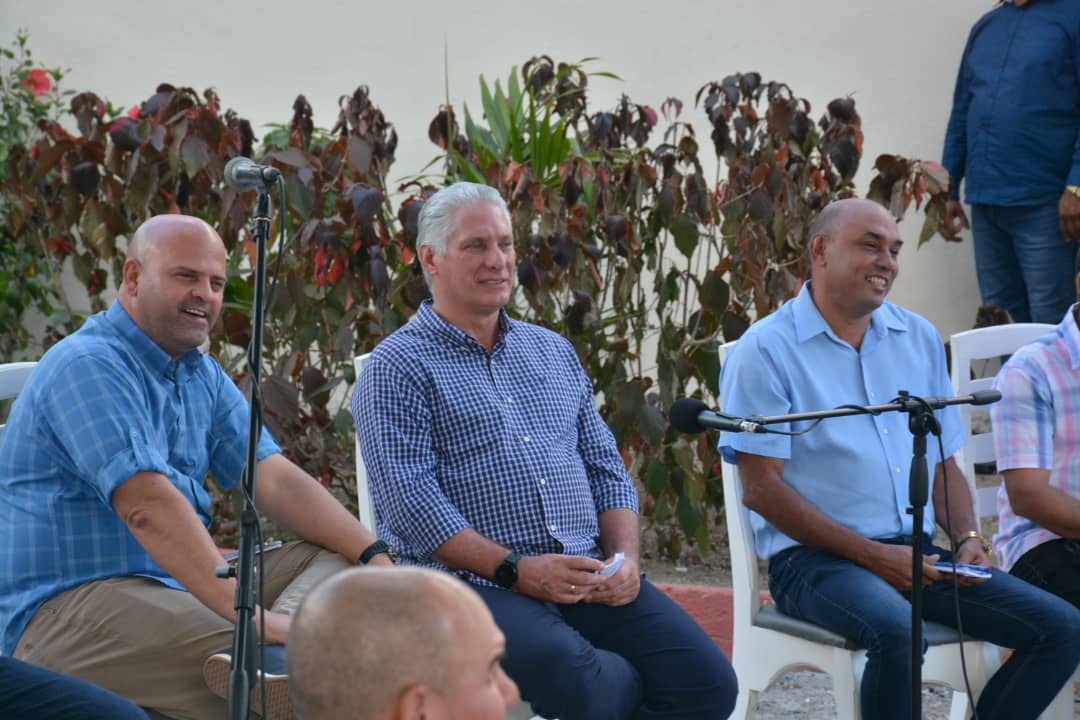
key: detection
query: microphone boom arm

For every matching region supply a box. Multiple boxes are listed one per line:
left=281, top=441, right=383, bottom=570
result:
left=746, top=390, right=1000, bottom=429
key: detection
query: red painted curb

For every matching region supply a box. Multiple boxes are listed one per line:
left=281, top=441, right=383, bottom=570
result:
left=655, top=583, right=771, bottom=660
left=655, top=584, right=1080, bottom=699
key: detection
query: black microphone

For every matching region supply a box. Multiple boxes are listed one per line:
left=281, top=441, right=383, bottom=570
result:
left=906, top=389, right=1002, bottom=409
left=669, top=398, right=762, bottom=434
left=224, top=157, right=281, bottom=191
left=958, top=389, right=1002, bottom=406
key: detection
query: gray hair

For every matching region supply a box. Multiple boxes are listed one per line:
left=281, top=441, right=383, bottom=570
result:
left=416, top=182, right=510, bottom=286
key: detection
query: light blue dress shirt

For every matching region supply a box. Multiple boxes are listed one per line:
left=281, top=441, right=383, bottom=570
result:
left=0, top=301, right=279, bottom=653
left=719, top=285, right=963, bottom=559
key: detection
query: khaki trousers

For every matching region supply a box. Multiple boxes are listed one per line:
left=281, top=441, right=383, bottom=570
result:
left=13, top=541, right=349, bottom=720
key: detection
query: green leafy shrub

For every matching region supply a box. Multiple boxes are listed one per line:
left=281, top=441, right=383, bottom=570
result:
left=0, top=38, right=949, bottom=557
left=0, top=30, right=77, bottom=357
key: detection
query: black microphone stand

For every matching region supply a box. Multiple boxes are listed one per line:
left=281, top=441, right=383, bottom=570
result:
left=217, top=187, right=272, bottom=720
left=898, top=391, right=940, bottom=720
left=739, top=391, right=980, bottom=720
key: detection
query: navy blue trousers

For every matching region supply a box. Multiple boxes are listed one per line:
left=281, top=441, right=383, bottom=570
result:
left=475, top=577, right=737, bottom=720
left=769, top=538, right=1080, bottom=720
left=1011, top=538, right=1080, bottom=608
left=0, top=656, right=148, bottom=720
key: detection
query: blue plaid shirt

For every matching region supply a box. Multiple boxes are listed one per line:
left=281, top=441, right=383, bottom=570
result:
left=0, top=301, right=279, bottom=653
left=352, top=301, right=638, bottom=586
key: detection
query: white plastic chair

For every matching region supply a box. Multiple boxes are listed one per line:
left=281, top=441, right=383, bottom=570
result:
left=350, top=353, right=376, bottom=531
left=0, top=361, right=37, bottom=437
left=949, top=323, right=1055, bottom=519
left=350, top=352, right=547, bottom=720
left=718, top=342, right=990, bottom=720
left=949, top=323, right=1076, bottom=720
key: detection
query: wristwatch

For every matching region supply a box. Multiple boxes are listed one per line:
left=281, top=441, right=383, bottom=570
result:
left=955, top=530, right=990, bottom=554
left=356, top=539, right=394, bottom=565
left=493, top=551, right=522, bottom=589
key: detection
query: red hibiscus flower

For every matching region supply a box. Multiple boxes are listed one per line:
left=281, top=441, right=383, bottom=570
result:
left=20, top=68, right=51, bottom=96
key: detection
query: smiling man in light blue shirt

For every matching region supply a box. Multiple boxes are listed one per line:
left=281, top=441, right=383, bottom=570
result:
left=720, top=198, right=1080, bottom=720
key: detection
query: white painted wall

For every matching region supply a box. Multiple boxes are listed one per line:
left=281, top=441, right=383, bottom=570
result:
left=3, top=0, right=992, bottom=337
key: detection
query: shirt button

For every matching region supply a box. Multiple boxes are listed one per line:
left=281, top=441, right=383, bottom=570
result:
left=522, top=436, right=531, bottom=443
left=895, top=466, right=901, bottom=473
left=883, top=428, right=889, bottom=435
left=869, top=391, right=876, bottom=398
left=506, top=396, right=513, bottom=403
left=549, top=524, right=558, bottom=532
left=538, top=479, right=546, bottom=486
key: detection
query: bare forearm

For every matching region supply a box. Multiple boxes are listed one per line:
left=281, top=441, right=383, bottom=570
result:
left=433, top=527, right=509, bottom=581
left=114, top=473, right=238, bottom=620
left=738, top=453, right=880, bottom=567
left=931, top=458, right=978, bottom=538
left=253, top=454, right=376, bottom=564
left=1005, top=468, right=1080, bottom=540
left=597, top=507, right=640, bottom=562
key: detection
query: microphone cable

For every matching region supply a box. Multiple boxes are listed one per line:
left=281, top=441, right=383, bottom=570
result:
left=935, top=429, right=981, bottom=720
left=235, top=171, right=289, bottom=719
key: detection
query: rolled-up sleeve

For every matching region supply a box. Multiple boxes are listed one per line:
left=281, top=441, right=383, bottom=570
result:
left=352, top=357, right=471, bottom=558
left=992, top=363, right=1054, bottom=472
left=575, top=368, right=638, bottom=514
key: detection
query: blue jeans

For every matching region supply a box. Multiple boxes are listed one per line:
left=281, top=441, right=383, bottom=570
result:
left=475, top=577, right=737, bottom=720
left=970, top=203, right=1078, bottom=324
left=0, top=656, right=148, bottom=720
left=769, top=538, right=1080, bottom=720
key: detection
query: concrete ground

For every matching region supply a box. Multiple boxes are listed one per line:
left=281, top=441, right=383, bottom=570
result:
left=507, top=671, right=1079, bottom=719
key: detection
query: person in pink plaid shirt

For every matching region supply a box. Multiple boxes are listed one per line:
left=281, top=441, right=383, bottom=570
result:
left=991, top=251, right=1080, bottom=605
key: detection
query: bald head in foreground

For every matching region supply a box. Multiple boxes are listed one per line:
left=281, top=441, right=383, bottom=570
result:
left=289, top=567, right=519, bottom=720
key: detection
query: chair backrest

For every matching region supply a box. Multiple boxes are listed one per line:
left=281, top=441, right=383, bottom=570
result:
left=0, top=361, right=37, bottom=437
left=716, top=340, right=763, bottom=622
left=948, top=323, right=1055, bottom=519
left=722, top=460, right=766, bottom=626
left=717, top=339, right=738, bottom=403
left=351, top=353, right=376, bottom=531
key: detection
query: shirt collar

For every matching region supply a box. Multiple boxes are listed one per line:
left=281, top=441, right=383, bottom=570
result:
left=106, top=301, right=204, bottom=378
left=791, top=282, right=907, bottom=346
left=413, top=300, right=514, bottom=352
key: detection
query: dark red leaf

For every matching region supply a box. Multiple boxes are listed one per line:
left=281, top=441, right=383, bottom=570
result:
left=70, top=162, right=100, bottom=196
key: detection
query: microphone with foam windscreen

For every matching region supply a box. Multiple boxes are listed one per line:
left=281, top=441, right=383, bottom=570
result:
left=669, top=398, right=762, bottom=434
left=224, top=157, right=281, bottom=191
left=904, top=389, right=1001, bottom=409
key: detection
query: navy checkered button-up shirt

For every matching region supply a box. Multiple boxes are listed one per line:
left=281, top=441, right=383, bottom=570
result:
left=352, top=301, right=638, bottom=587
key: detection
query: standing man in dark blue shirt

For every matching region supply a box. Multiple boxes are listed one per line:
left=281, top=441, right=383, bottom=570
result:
left=941, top=0, right=1080, bottom=324
left=354, top=182, right=737, bottom=720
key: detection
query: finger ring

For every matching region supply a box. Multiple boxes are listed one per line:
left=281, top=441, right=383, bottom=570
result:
left=570, top=584, right=576, bottom=592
